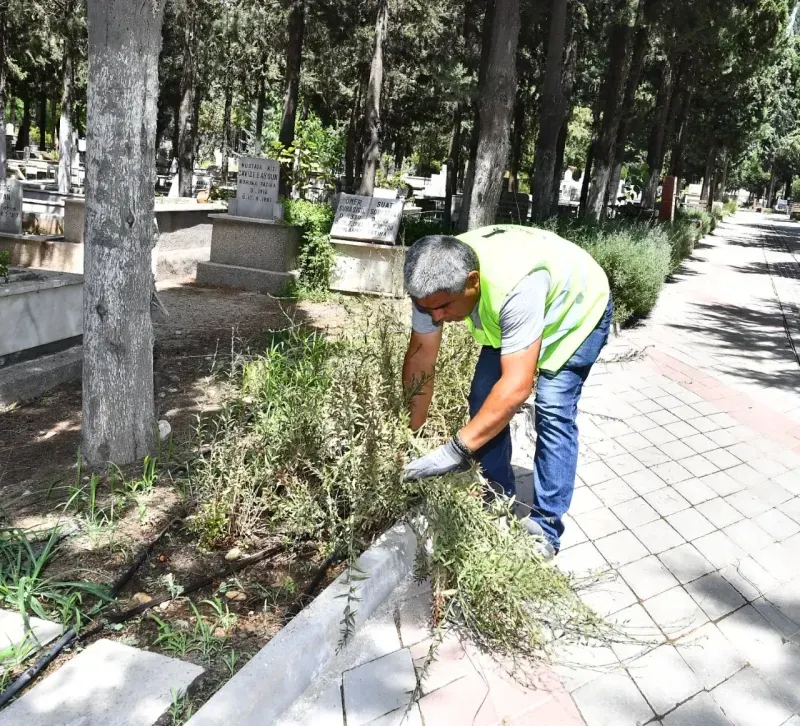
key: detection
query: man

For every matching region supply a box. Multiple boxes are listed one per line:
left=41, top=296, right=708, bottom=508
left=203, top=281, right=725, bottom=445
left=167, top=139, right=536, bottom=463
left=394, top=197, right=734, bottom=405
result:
left=402, top=224, right=612, bottom=558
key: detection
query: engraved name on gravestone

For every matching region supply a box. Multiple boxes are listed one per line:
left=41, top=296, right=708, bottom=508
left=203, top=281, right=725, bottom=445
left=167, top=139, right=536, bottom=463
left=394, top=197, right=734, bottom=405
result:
left=236, top=156, right=280, bottom=219
left=0, top=180, right=22, bottom=235
left=331, top=193, right=404, bottom=244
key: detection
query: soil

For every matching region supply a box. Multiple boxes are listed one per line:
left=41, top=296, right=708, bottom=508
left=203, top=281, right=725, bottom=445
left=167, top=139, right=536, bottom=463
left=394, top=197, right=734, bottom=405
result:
left=0, top=281, right=391, bottom=707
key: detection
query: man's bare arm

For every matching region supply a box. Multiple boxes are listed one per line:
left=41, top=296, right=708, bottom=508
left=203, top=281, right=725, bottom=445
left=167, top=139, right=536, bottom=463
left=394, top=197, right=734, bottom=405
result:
left=402, top=328, right=443, bottom=430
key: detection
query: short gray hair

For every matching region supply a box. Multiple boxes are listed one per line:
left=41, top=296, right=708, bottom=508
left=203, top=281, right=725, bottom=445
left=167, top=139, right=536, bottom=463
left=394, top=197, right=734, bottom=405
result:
left=404, top=235, right=479, bottom=299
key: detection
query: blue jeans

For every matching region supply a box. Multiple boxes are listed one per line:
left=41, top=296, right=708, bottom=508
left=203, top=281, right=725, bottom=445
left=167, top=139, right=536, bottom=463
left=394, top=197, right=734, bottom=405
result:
left=468, top=297, right=613, bottom=551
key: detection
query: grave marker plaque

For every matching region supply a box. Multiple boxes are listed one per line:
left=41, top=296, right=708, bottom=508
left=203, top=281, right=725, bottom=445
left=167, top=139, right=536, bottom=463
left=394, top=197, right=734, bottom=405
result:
left=0, top=180, right=22, bottom=235
left=331, top=193, right=404, bottom=244
left=236, top=156, right=280, bottom=220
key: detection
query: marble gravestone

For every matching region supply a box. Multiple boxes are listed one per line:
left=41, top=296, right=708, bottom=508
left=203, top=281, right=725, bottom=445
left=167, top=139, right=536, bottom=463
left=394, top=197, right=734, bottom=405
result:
left=0, top=180, right=22, bottom=235
left=331, top=194, right=404, bottom=245
left=236, top=156, right=280, bottom=220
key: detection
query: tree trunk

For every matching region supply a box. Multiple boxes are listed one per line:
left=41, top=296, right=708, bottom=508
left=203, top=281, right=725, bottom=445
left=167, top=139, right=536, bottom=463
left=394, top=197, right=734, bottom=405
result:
left=0, top=6, right=7, bottom=177
left=529, top=0, right=568, bottom=222
left=344, top=81, right=361, bottom=192
left=641, top=59, right=675, bottom=209
left=669, top=88, right=692, bottom=182
left=715, top=149, right=728, bottom=201
left=768, top=164, right=777, bottom=207
left=83, top=0, right=166, bottom=466
left=579, top=139, right=593, bottom=215
left=358, top=0, right=389, bottom=196
left=551, top=119, right=568, bottom=216
left=254, top=77, right=266, bottom=154
left=178, top=0, right=198, bottom=197
left=585, top=14, right=636, bottom=221
left=39, top=93, right=48, bottom=150
left=700, top=147, right=715, bottom=201
left=58, top=8, right=77, bottom=194
left=508, top=91, right=525, bottom=193
left=279, top=0, right=305, bottom=197
left=444, top=104, right=463, bottom=230
left=608, top=23, right=650, bottom=211
left=221, top=77, right=232, bottom=184
left=50, top=97, right=57, bottom=151
left=458, top=0, right=520, bottom=231
left=16, top=91, right=31, bottom=151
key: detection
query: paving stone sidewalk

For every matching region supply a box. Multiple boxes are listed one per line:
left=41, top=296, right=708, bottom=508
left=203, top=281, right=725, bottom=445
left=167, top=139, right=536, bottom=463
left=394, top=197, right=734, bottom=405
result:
left=277, top=212, right=800, bottom=725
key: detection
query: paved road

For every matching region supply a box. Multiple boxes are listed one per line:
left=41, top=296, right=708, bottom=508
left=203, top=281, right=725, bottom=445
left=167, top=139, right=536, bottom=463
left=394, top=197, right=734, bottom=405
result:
left=277, top=212, right=800, bottom=726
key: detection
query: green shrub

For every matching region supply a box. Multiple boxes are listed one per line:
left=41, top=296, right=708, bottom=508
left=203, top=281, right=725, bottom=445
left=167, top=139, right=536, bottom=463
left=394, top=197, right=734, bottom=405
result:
left=667, top=217, right=699, bottom=271
left=723, top=199, right=738, bottom=216
left=538, top=218, right=671, bottom=325
left=679, top=207, right=714, bottom=236
left=711, top=202, right=724, bottom=222
left=0, top=250, right=9, bottom=280
left=283, top=199, right=335, bottom=294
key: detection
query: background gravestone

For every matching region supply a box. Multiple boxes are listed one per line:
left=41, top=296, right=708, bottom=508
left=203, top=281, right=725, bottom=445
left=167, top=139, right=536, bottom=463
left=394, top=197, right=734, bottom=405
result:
left=331, top=193, right=404, bottom=245
left=236, top=157, right=280, bottom=220
left=0, top=180, right=22, bottom=235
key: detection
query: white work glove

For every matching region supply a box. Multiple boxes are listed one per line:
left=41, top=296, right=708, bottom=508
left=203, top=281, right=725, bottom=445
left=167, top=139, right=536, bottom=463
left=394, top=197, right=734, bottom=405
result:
left=403, top=436, right=472, bottom=481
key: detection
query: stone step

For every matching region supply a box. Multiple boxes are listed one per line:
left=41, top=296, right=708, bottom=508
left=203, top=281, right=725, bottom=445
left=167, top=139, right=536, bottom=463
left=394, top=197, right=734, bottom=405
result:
left=0, top=638, right=204, bottom=726
left=196, top=260, right=298, bottom=295
left=0, top=609, right=63, bottom=662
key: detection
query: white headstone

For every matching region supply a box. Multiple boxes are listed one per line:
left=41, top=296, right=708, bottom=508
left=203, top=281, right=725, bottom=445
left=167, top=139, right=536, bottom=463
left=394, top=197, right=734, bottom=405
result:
left=167, top=174, right=180, bottom=199
left=373, top=187, right=399, bottom=199
left=235, top=156, right=280, bottom=220
left=331, top=193, right=405, bottom=245
left=0, top=180, right=22, bottom=235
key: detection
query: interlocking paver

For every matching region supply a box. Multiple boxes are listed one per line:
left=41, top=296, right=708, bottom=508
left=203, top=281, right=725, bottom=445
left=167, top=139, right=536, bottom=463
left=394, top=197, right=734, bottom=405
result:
left=650, top=461, right=693, bottom=486
left=693, top=530, right=746, bottom=569
left=591, top=478, right=637, bottom=507
left=572, top=672, right=654, bottom=726
left=633, top=519, right=684, bottom=554
left=578, top=573, right=638, bottom=618
left=662, top=691, right=735, bottom=726
left=782, top=496, right=800, bottom=524
left=719, top=557, right=779, bottom=602
left=723, top=520, right=775, bottom=556
left=725, top=490, right=772, bottom=518
left=643, top=586, right=709, bottom=639
left=650, top=409, right=681, bottom=426
left=704, top=447, right=742, bottom=471
left=642, top=425, right=678, bottom=446
left=749, top=479, right=793, bottom=507
left=622, top=468, right=666, bottom=495
left=773, top=469, right=800, bottom=496
left=752, top=541, right=798, bottom=583
left=570, top=486, right=603, bottom=514
left=671, top=476, right=717, bottom=505
left=556, top=541, right=608, bottom=579
left=573, top=507, right=625, bottom=540
left=684, top=433, right=720, bottom=454
left=667, top=508, right=716, bottom=540
left=676, top=622, right=747, bottom=690
left=615, top=432, right=652, bottom=452
left=644, top=487, right=691, bottom=515
left=697, top=496, right=744, bottom=528
left=589, top=439, right=627, bottom=459
left=627, top=644, right=702, bottom=716
left=659, top=543, right=716, bottom=585
left=594, top=530, right=648, bottom=567
left=665, top=421, right=700, bottom=439
left=608, top=603, right=665, bottom=662
left=577, top=460, right=617, bottom=486
left=701, top=471, right=745, bottom=497
left=672, top=404, right=704, bottom=421
left=659, top=439, right=696, bottom=460
left=681, top=453, right=720, bottom=477
left=417, top=672, right=496, bottom=726
left=619, top=555, right=680, bottom=600
left=409, top=634, right=474, bottom=695
left=560, top=515, right=588, bottom=549
left=717, top=605, right=785, bottom=667
left=343, top=649, right=416, bottom=726
left=605, top=453, right=645, bottom=477
left=685, top=573, right=747, bottom=621
left=752, top=597, right=800, bottom=640
left=711, top=667, right=792, bottom=726
left=749, top=457, right=788, bottom=479
left=611, top=496, right=660, bottom=529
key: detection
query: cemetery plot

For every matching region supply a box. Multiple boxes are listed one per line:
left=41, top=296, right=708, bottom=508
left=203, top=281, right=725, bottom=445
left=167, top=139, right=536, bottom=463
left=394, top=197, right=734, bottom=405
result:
left=332, top=194, right=404, bottom=244
left=235, top=157, right=280, bottom=220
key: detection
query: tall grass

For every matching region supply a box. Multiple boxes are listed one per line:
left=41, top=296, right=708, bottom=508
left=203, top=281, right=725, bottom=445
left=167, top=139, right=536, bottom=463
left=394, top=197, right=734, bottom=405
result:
left=187, top=304, right=599, bottom=657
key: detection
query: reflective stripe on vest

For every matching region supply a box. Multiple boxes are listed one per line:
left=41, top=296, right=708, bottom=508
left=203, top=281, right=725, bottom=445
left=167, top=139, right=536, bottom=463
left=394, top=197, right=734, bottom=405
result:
left=459, top=224, right=610, bottom=372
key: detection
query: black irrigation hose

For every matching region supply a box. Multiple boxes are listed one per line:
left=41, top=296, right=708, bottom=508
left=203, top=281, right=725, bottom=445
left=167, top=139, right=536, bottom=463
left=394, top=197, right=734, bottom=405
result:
left=282, top=551, right=343, bottom=624
left=0, top=513, right=186, bottom=710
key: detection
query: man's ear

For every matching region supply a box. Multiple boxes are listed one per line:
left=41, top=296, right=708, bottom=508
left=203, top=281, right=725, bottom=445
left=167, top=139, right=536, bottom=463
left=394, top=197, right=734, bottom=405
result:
left=466, top=270, right=480, bottom=291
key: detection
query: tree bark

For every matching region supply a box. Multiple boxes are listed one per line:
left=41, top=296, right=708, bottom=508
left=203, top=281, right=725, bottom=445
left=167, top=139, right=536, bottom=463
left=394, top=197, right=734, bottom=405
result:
left=608, top=24, right=650, bottom=211
left=585, top=5, right=637, bottom=221
left=358, top=0, right=389, bottom=196
left=279, top=0, right=305, bottom=197
left=700, top=146, right=714, bottom=201
left=254, top=77, right=266, bottom=154
left=39, top=93, right=48, bottom=150
left=178, top=0, right=198, bottom=197
left=83, top=0, right=166, bottom=466
left=508, top=91, right=525, bottom=193
left=716, top=149, right=728, bottom=201
left=458, top=0, right=520, bottom=231
left=58, top=6, right=77, bottom=194
left=641, top=58, right=675, bottom=209
left=530, top=0, right=569, bottom=221
left=579, top=139, right=593, bottom=215
left=444, top=104, right=463, bottom=230
left=0, top=6, right=6, bottom=177
left=345, top=81, right=361, bottom=193
left=768, top=164, right=777, bottom=207
left=669, top=88, right=692, bottom=182
left=221, top=78, right=232, bottom=184
left=551, top=119, right=568, bottom=215
left=16, top=91, right=31, bottom=151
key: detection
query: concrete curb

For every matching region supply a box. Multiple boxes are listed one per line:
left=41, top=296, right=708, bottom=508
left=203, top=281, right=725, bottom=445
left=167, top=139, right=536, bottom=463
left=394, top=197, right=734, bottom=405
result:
left=186, top=521, right=418, bottom=726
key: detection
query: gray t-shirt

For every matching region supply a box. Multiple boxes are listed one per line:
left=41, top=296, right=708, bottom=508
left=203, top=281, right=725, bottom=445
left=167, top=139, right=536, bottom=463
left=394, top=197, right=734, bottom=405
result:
left=411, top=270, right=551, bottom=355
